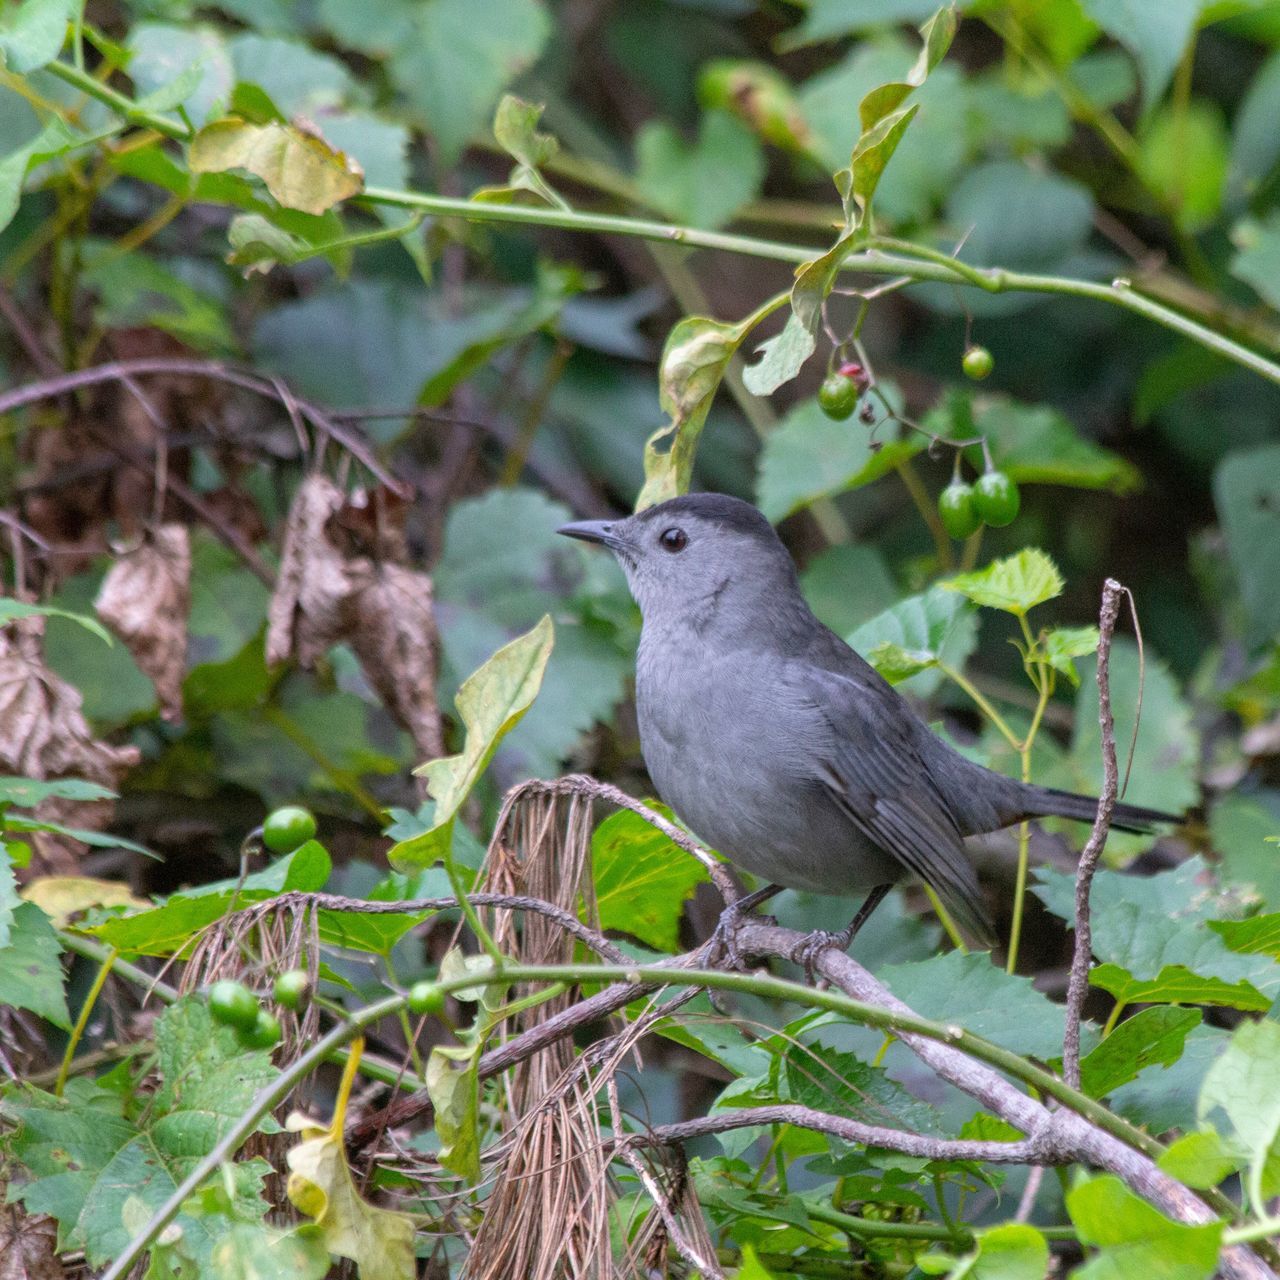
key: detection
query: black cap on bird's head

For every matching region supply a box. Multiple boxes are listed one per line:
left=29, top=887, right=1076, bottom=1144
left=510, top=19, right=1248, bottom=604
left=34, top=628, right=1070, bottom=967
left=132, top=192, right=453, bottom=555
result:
left=557, top=493, right=797, bottom=624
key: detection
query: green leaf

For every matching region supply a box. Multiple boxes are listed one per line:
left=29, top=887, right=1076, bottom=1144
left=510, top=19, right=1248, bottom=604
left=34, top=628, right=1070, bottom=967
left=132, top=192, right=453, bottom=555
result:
left=1041, top=626, right=1099, bottom=688
left=800, top=544, right=899, bottom=636
left=1199, top=1017, right=1280, bottom=1205
left=0, top=776, right=117, bottom=806
left=848, top=585, right=977, bottom=698
left=1211, top=791, right=1280, bottom=903
left=945, top=1223, right=1050, bottom=1280
left=1227, top=48, right=1280, bottom=208
left=741, top=312, right=817, bottom=398
left=1078, top=0, right=1200, bottom=113
left=207, top=1221, right=331, bottom=1280
left=1157, top=1129, right=1244, bottom=1189
left=391, top=616, right=555, bottom=869
left=636, top=108, right=765, bottom=230
left=127, top=24, right=234, bottom=128
left=878, top=951, right=1076, bottom=1059
left=1090, top=963, right=1270, bottom=1012
left=425, top=1040, right=482, bottom=1183
left=1209, top=912, right=1280, bottom=958
left=756, top=395, right=923, bottom=522
left=937, top=393, right=1142, bottom=492
left=387, top=0, right=550, bottom=166
left=475, top=93, right=566, bottom=209
left=786, top=0, right=941, bottom=47
left=1067, top=639, right=1200, bottom=821
left=1230, top=213, right=1280, bottom=312
left=0, top=0, right=72, bottom=73
left=0, top=844, right=18, bottom=949
left=228, top=33, right=354, bottom=118
left=1215, top=444, right=1280, bottom=647
left=0, top=598, right=112, bottom=645
left=1067, top=1174, right=1221, bottom=1280
left=1138, top=100, right=1228, bottom=233
left=226, top=211, right=309, bottom=274
left=0, top=115, right=84, bottom=234
left=592, top=807, right=708, bottom=953
left=1079, top=1006, right=1201, bottom=1097
left=189, top=118, right=363, bottom=214
left=638, top=309, right=763, bottom=509
left=944, top=549, right=1063, bottom=618
left=0, top=902, right=70, bottom=1029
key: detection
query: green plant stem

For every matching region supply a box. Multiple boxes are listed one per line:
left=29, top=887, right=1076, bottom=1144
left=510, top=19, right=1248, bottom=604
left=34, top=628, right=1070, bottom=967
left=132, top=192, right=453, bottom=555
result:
left=36, top=57, right=1280, bottom=387
left=895, top=457, right=953, bottom=569
left=1006, top=657, right=1053, bottom=975
left=100, top=993, right=406, bottom=1280
left=54, top=944, right=118, bottom=1096
left=922, top=885, right=968, bottom=954
left=936, top=663, right=1021, bottom=751
left=807, top=1200, right=1078, bottom=1245
left=1225, top=1216, right=1280, bottom=1247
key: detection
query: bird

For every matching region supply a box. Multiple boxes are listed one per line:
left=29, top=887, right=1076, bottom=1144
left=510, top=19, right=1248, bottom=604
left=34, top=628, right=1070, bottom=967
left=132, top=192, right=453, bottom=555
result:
left=558, top=492, right=1177, bottom=962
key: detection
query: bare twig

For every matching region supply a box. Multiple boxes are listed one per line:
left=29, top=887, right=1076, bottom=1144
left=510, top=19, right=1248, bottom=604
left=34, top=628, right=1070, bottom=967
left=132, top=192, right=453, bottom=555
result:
left=1063, top=578, right=1124, bottom=1089
left=0, top=357, right=407, bottom=497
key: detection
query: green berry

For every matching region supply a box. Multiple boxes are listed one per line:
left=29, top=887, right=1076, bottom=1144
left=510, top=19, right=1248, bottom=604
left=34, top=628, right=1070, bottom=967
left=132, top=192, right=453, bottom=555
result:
left=817, top=372, right=859, bottom=420
left=973, top=470, right=1020, bottom=527
left=237, top=1009, right=282, bottom=1050
left=962, top=345, right=994, bottom=380
left=208, top=980, right=259, bottom=1031
left=261, top=806, right=317, bottom=854
left=273, top=969, right=310, bottom=1012
left=407, top=981, right=447, bottom=1017
left=937, top=481, right=981, bottom=540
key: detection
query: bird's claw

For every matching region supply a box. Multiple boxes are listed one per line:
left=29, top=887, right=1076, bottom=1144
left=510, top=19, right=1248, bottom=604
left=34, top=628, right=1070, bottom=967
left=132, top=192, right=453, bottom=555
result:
left=790, top=929, right=849, bottom=985
left=708, top=902, right=775, bottom=971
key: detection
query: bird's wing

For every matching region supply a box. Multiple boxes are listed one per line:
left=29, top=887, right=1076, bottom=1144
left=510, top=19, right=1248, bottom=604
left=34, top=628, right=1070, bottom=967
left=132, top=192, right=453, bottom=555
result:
left=799, top=662, right=996, bottom=945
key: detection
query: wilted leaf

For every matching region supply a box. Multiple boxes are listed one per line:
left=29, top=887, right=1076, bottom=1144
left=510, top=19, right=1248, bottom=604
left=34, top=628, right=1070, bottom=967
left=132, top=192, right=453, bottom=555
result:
left=0, top=1204, right=63, bottom=1280
left=1079, top=1006, right=1201, bottom=1098
left=592, top=807, right=708, bottom=952
left=638, top=310, right=763, bottom=509
left=1066, top=1174, right=1221, bottom=1280
left=0, top=616, right=141, bottom=870
left=94, top=524, right=191, bottom=721
left=190, top=118, right=363, bottom=214
left=944, top=549, right=1064, bottom=617
left=390, top=615, right=554, bottom=869
left=265, top=475, right=356, bottom=668
left=740, top=312, right=817, bottom=398
left=347, top=563, right=443, bottom=762
left=697, top=59, right=814, bottom=153
left=425, top=1040, right=482, bottom=1183
left=473, top=93, right=566, bottom=209
left=20, top=876, right=149, bottom=927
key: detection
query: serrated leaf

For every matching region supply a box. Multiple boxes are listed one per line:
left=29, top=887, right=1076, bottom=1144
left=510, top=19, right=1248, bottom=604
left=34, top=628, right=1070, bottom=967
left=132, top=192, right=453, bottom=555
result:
left=1157, top=1129, right=1244, bottom=1190
left=592, top=807, right=708, bottom=952
left=1199, top=1017, right=1280, bottom=1206
left=1090, top=963, right=1269, bottom=1012
left=391, top=616, right=554, bottom=869
left=1067, top=1174, right=1221, bottom=1280
left=0, top=902, right=70, bottom=1028
left=638, top=311, right=761, bottom=509
left=1209, top=912, right=1280, bottom=958
left=848, top=585, right=977, bottom=697
left=1042, top=625, right=1099, bottom=687
left=944, top=549, right=1063, bottom=617
left=755, top=394, right=923, bottom=522
left=1079, top=1006, right=1201, bottom=1098
left=190, top=118, right=363, bottom=214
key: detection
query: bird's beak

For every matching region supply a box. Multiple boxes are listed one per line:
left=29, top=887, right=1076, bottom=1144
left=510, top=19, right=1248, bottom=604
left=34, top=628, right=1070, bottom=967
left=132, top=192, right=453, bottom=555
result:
left=557, top=519, right=621, bottom=549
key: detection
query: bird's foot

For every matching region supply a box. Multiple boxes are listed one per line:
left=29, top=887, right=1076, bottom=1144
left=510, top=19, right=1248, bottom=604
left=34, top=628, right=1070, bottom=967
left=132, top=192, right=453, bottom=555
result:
left=708, top=884, right=783, bottom=971
left=789, top=929, right=851, bottom=985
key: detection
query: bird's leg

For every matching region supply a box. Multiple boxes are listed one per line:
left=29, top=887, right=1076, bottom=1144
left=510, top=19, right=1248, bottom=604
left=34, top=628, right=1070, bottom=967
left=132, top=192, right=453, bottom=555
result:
left=790, top=883, right=893, bottom=983
left=709, top=883, right=784, bottom=970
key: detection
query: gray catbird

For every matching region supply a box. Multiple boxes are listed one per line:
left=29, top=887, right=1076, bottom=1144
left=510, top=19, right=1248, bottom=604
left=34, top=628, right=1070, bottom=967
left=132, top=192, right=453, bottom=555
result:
left=559, top=492, right=1176, bottom=956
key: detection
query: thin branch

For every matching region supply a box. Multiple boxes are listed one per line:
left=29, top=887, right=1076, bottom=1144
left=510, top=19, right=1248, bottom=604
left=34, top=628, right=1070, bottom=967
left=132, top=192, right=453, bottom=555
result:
left=0, top=357, right=407, bottom=497
left=618, top=1104, right=1050, bottom=1165
left=1064, top=578, right=1124, bottom=1089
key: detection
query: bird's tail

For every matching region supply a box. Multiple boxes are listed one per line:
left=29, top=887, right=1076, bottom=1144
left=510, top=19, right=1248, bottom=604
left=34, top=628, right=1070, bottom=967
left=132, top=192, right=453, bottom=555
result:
left=1017, top=784, right=1180, bottom=835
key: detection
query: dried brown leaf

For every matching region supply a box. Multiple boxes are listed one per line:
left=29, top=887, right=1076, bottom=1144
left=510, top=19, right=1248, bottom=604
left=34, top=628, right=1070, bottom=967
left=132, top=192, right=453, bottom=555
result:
left=94, top=523, right=191, bottom=721
left=0, top=614, right=141, bottom=871
left=346, top=562, right=443, bottom=760
left=0, top=1205, right=64, bottom=1280
left=265, top=474, right=356, bottom=667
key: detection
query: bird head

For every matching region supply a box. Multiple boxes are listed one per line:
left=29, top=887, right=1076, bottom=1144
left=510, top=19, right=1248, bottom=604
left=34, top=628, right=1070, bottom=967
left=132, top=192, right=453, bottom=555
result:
left=557, top=493, right=798, bottom=628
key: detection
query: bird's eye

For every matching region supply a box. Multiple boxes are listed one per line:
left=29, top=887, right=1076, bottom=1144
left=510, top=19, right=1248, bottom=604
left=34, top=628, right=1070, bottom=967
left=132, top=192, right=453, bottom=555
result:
left=659, top=527, right=688, bottom=553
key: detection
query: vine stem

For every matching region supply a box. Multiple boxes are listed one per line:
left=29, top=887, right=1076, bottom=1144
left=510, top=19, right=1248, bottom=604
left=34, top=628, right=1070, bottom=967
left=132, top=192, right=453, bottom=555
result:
left=54, top=944, right=118, bottom=1096
left=36, top=57, right=1280, bottom=390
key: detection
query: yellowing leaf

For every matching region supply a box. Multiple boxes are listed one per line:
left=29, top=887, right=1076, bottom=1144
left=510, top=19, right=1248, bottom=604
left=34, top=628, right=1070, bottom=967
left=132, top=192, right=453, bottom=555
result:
left=944, top=549, right=1064, bottom=617
left=190, top=118, right=363, bottom=214
left=425, top=1040, right=482, bottom=1183
left=19, top=875, right=148, bottom=926
left=390, top=615, right=554, bottom=869
left=285, top=1039, right=415, bottom=1280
